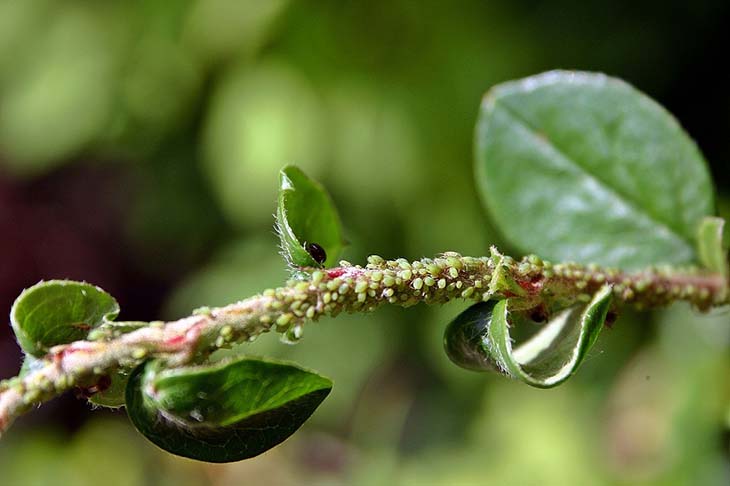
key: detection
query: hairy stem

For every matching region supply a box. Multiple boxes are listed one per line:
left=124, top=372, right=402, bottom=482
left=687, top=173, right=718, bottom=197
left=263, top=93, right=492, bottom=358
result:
left=1, top=248, right=727, bottom=436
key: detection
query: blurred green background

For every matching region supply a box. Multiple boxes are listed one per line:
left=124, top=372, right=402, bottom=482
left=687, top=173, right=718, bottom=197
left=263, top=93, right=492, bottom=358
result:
left=1, top=0, right=729, bottom=485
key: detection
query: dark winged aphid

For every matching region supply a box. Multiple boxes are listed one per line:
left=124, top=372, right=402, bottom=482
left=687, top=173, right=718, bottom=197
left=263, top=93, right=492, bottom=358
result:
left=305, top=242, right=327, bottom=266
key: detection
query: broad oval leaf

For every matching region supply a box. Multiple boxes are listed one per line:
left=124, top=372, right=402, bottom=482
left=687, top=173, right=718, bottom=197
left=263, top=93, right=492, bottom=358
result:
left=276, top=165, right=345, bottom=268
left=125, top=357, right=333, bottom=463
left=444, top=286, right=612, bottom=388
left=10, top=280, right=120, bottom=356
left=475, top=71, right=715, bottom=269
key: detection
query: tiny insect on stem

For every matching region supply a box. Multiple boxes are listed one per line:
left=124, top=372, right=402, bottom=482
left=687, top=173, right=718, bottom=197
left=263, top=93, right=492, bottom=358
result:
left=305, top=242, right=327, bottom=265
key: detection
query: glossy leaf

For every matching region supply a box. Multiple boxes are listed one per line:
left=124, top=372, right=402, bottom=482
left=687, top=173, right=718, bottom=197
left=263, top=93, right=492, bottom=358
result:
left=443, top=300, right=501, bottom=372
left=475, top=71, right=715, bottom=269
left=276, top=165, right=345, bottom=268
left=444, top=285, right=612, bottom=388
left=10, top=280, right=120, bottom=356
left=125, top=357, right=332, bottom=463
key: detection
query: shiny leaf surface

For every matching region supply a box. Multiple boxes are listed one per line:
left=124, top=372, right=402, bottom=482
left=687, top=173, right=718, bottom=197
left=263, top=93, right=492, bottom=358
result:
left=444, top=286, right=613, bottom=387
left=10, top=280, right=119, bottom=356
left=276, top=165, right=345, bottom=268
left=475, top=71, right=714, bottom=269
left=125, top=357, right=332, bottom=462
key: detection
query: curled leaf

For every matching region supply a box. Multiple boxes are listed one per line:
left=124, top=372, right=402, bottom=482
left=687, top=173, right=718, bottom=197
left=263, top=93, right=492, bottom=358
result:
left=444, top=285, right=613, bottom=388
left=10, top=280, right=119, bottom=356
left=125, top=356, right=332, bottom=462
left=443, top=300, right=501, bottom=372
left=276, top=165, right=345, bottom=269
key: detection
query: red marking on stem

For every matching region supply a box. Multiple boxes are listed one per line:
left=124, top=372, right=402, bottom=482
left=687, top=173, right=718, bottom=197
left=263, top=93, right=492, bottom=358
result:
left=186, top=320, right=206, bottom=341
left=163, top=320, right=206, bottom=352
left=57, top=343, right=96, bottom=360
left=327, top=268, right=345, bottom=279
left=518, top=276, right=544, bottom=294
left=163, top=335, right=185, bottom=348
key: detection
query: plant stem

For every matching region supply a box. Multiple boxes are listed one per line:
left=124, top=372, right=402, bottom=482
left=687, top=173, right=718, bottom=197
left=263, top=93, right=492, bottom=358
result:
left=0, top=248, right=727, bottom=436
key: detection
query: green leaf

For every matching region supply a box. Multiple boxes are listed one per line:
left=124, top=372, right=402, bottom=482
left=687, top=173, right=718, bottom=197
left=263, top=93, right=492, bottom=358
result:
left=125, top=357, right=333, bottom=463
left=10, top=280, right=120, bottom=356
left=475, top=71, right=715, bottom=269
left=697, top=216, right=728, bottom=277
left=88, top=371, right=130, bottom=409
left=444, top=285, right=612, bottom=388
left=276, top=165, right=345, bottom=268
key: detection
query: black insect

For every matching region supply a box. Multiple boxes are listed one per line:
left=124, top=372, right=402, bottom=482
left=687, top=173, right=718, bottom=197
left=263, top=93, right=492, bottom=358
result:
left=305, top=242, right=327, bottom=266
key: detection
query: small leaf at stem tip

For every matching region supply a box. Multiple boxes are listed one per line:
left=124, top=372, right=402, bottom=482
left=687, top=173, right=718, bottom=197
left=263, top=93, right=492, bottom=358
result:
left=276, top=165, right=345, bottom=269
left=444, top=285, right=613, bottom=388
left=697, top=216, right=728, bottom=278
left=10, top=280, right=120, bottom=357
left=475, top=70, right=715, bottom=269
left=125, top=356, right=333, bottom=463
